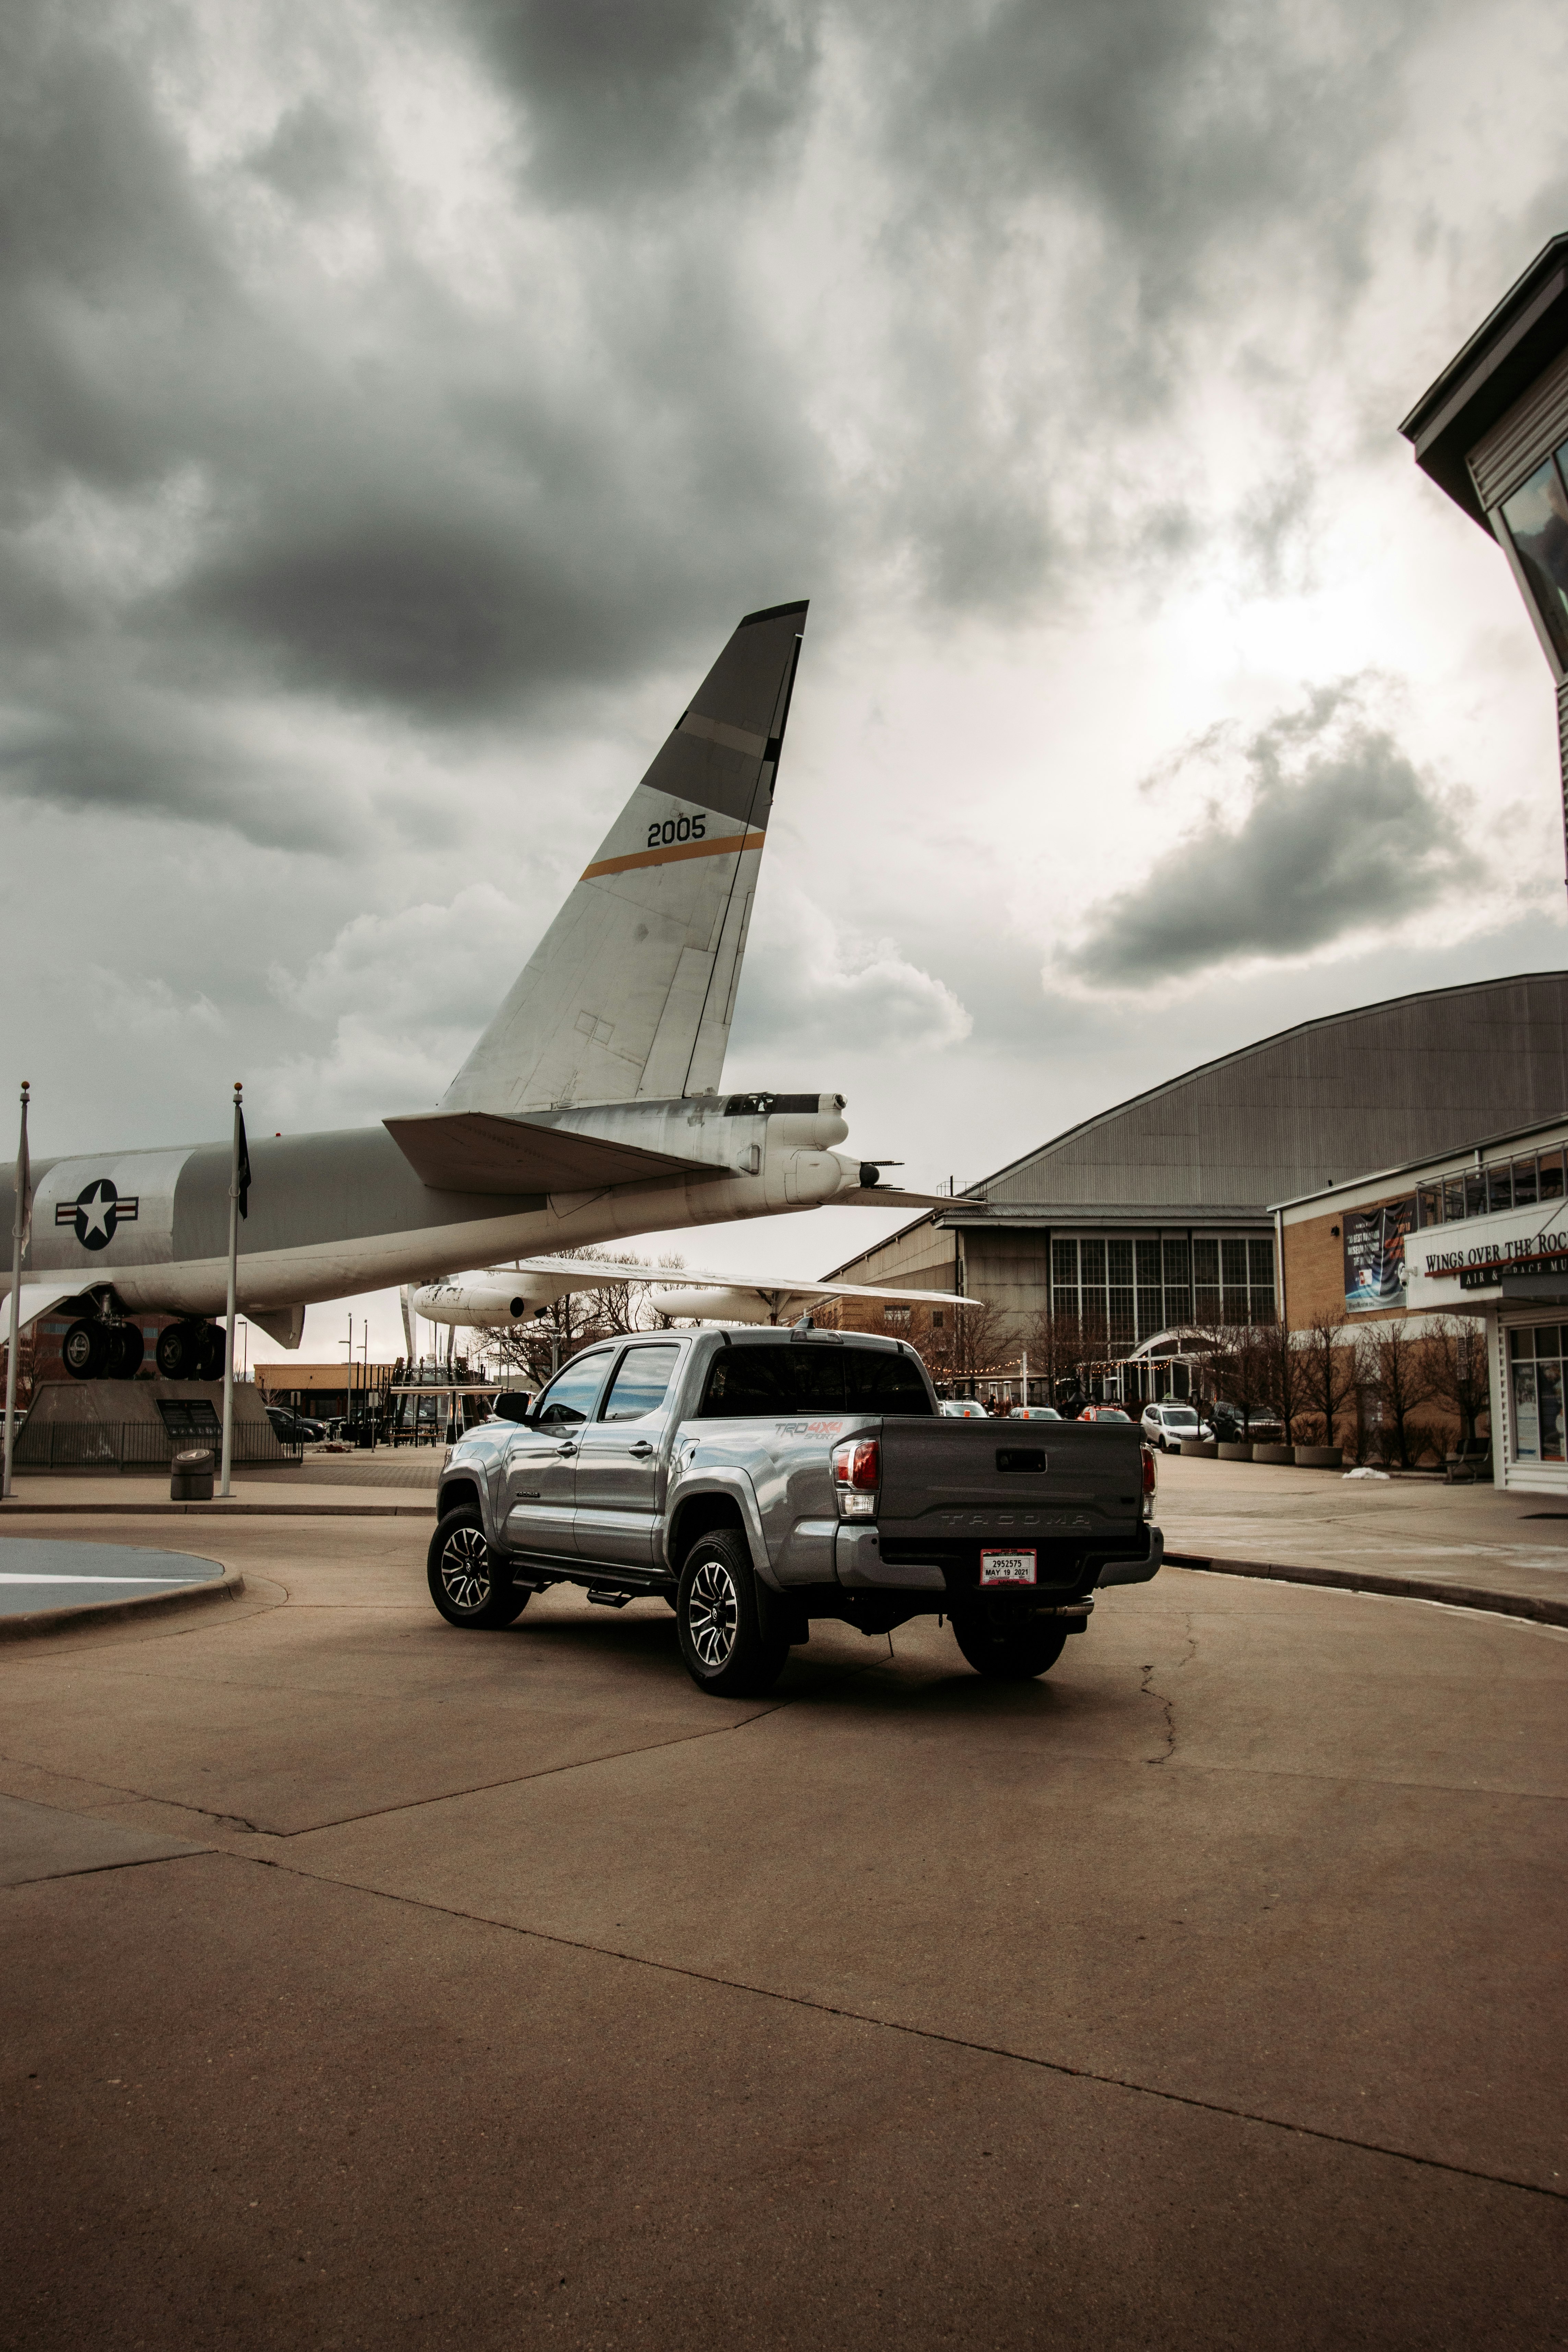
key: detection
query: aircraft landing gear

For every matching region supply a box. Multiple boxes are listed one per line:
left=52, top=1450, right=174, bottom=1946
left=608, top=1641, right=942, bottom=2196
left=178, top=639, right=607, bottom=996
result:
left=62, top=1317, right=146, bottom=1380
left=62, top=1320, right=108, bottom=1380
left=155, top=1321, right=225, bottom=1382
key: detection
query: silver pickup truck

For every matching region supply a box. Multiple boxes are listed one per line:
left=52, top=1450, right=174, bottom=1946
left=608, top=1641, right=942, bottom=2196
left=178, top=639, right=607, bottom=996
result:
left=428, top=1325, right=1162, bottom=1696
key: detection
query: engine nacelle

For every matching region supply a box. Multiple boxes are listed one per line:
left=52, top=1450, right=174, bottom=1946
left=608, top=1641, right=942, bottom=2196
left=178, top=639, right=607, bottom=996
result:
left=647, top=1286, right=779, bottom=1324
left=413, top=1276, right=574, bottom=1329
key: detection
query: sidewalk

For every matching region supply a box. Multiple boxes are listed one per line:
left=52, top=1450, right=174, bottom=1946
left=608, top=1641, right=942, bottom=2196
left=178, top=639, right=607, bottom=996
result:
left=1157, top=1453, right=1568, bottom=1625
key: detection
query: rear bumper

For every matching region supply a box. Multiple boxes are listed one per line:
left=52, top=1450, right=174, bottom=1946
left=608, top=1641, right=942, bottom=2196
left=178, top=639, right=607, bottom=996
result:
left=834, top=1522, right=1162, bottom=1594
left=1094, top=1523, right=1163, bottom=1587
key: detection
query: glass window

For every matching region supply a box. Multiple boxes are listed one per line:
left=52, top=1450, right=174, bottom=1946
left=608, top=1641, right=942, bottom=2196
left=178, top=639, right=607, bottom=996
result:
left=1051, top=1240, right=1078, bottom=1286
left=600, top=1342, right=682, bottom=1422
left=1164, top=1285, right=1192, bottom=1327
left=1136, top=1239, right=1162, bottom=1285
left=1108, top=1295, right=1135, bottom=1347
left=1194, top=1285, right=1221, bottom=1324
left=1501, top=454, right=1568, bottom=667
left=1486, top=1163, right=1512, bottom=1215
left=1513, top=1357, right=1539, bottom=1460
left=1136, top=1288, right=1163, bottom=1338
left=1513, top=1156, right=1539, bottom=1209
left=534, top=1350, right=614, bottom=1426
left=1464, top=1169, right=1487, bottom=1218
left=1221, top=1240, right=1248, bottom=1288
left=1081, top=1239, right=1106, bottom=1288
left=1248, top=1239, right=1275, bottom=1287
left=1163, top=1239, right=1191, bottom=1285
left=1541, top=1363, right=1565, bottom=1463
left=1541, top=1151, right=1566, bottom=1204
left=698, top=1344, right=933, bottom=1418
left=1106, top=1239, right=1133, bottom=1286
left=1052, top=1289, right=1077, bottom=1323
left=1192, top=1239, right=1219, bottom=1287
left=1444, top=1174, right=1465, bottom=1221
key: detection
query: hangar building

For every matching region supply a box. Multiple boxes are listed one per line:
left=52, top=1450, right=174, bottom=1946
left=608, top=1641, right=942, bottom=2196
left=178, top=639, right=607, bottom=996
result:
left=825, top=973, right=1568, bottom=1351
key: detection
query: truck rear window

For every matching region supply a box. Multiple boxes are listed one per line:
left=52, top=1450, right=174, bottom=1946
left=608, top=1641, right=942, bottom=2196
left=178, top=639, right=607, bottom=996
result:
left=698, top=1346, right=934, bottom=1417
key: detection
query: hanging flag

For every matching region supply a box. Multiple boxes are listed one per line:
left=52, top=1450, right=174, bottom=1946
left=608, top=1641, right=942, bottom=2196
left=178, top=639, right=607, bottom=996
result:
left=236, top=1102, right=252, bottom=1220
left=16, top=1088, right=31, bottom=1250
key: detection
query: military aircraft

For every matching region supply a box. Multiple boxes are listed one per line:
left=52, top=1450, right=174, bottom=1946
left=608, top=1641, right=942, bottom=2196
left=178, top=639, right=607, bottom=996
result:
left=2, top=601, right=952, bottom=1382
left=411, top=1256, right=974, bottom=1331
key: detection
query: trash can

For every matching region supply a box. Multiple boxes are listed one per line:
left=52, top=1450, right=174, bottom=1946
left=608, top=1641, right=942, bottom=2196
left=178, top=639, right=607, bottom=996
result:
left=170, top=1446, right=215, bottom=1501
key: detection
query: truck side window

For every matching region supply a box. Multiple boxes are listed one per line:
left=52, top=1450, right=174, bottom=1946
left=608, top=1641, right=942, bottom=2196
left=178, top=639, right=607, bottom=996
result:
left=601, top=1343, right=681, bottom=1422
left=700, top=1350, right=844, bottom=1415
left=534, top=1351, right=612, bottom=1426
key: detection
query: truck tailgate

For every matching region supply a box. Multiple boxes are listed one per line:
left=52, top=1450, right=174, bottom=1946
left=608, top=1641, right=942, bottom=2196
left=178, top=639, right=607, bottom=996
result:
left=876, top=1419, right=1144, bottom=1586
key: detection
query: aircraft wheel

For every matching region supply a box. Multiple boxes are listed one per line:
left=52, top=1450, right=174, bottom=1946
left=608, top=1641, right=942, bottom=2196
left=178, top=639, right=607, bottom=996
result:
left=427, top=1511, right=531, bottom=1628
left=192, top=1324, right=226, bottom=1383
left=953, top=1614, right=1068, bottom=1681
left=62, top=1320, right=108, bottom=1380
left=107, top=1325, right=145, bottom=1380
left=156, top=1323, right=197, bottom=1379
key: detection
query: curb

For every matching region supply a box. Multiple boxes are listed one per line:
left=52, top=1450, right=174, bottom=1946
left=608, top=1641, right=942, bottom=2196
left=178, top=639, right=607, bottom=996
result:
left=0, top=1501, right=436, bottom=1519
left=1165, top=1551, right=1568, bottom=1630
left=0, top=1569, right=247, bottom=1643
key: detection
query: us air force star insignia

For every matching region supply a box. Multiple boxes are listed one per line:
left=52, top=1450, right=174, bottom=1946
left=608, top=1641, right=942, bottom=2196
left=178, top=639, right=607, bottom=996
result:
left=55, top=1179, right=140, bottom=1252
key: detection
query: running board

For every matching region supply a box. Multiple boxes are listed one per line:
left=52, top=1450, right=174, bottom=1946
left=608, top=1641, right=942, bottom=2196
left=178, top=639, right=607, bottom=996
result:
left=508, top=1554, right=675, bottom=1603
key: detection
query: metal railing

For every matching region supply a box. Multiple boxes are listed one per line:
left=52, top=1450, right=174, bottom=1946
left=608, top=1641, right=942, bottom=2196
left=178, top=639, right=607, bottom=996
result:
left=13, top=1419, right=302, bottom=1471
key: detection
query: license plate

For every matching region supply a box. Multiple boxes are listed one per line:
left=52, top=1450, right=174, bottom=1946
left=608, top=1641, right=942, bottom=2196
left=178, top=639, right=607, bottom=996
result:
left=980, top=1549, right=1036, bottom=1587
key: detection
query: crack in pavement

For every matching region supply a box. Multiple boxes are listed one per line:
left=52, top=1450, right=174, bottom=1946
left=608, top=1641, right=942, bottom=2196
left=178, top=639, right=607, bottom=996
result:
left=212, top=1847, right=1567, bottom=2208
left=1139, top=1616, right=1195, bottom=1765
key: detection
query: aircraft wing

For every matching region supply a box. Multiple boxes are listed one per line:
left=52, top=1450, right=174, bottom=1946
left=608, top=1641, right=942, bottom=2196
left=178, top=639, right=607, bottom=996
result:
left=383, top=1111, right=727, bottom=1197
left=499, top=1255, right=978, bottom=1307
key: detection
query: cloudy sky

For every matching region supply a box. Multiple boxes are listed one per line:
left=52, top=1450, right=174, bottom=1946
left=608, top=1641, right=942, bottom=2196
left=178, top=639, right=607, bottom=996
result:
left=4, top=0, right=1567, bottom=1361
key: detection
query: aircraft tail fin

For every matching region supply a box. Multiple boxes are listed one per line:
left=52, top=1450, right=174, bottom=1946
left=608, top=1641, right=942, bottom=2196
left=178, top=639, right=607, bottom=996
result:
left=443, top=601, right=807, bottom=1116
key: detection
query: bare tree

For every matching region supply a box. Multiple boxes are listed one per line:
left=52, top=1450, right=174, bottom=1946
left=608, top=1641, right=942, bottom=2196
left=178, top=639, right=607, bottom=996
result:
left=1021, top=1301, right=1088, bottom=1404
left=470, top=1247, right=674, bottom=1389
left=917, top=1296, right=1009, bottom=1394
left=1200, top=1318, right=1272, bottom=1435
left=1425, top=1314, right=1490, bottom=1450
left=1260, top=1314, right=1307, bottom=1440
left=1299, top=1309, right=1358, bottom=1453
left=1360, top=1318, right=1437, bottom=1468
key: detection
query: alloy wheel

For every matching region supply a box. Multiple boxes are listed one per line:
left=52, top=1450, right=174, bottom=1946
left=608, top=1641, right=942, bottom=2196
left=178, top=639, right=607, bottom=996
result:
left=439, top=1523, right=492, bottom=1614
left=686, top=1556, right=738, bottom=1670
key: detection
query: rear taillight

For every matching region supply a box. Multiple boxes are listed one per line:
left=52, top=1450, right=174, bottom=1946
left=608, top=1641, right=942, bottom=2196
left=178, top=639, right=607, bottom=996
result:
left=832, top=1436, right=880, bottom=1519
left=1141, top=1442, right=1156, bottom=1517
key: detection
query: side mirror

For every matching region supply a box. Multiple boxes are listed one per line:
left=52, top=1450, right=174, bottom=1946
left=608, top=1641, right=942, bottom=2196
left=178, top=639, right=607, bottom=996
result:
left=494, top=1392, right=533, bottom=1425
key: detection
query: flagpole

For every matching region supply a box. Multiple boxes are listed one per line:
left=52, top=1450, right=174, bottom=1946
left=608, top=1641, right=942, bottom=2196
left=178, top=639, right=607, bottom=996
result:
left=220, top=1081, right=241, bottom=1500
left=3, top=1082, right=30, bottom=1504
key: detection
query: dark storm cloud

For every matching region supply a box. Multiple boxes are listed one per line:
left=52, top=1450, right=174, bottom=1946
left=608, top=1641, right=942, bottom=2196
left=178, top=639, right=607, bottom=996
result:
left=0, top=0, right=1477, bottom=841
left=1066, top=683, right=1465, bottom=984
left=460, top=0, right=822, bottom=200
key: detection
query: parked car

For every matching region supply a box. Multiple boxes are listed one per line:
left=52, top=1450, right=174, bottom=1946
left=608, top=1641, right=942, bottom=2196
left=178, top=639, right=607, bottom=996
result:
left=1140, top=1401, right=1211, bottom=1452
left=430, top=1326, right=1163, bottom=1694
left=1078, top=1405, right=1131, bottom=1423
left=939, top=1398, right=989, bottom=1417
left=1010, top=1405, right=1061, bottom=1419
left=265, top=1404, right=326, bottom=1445
left=1210, top=1402, right=1283, bottom=1446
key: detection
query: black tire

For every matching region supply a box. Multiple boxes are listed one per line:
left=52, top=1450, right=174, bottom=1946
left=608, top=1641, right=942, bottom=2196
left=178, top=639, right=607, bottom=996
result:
left=61, top=1320, right=107, bottom=1380
left=155, top=1323, right=195, bottom=1379
left=107, top=1325, right=144, bottom=1380
left=953, top=1614, right=1069, bottom=1681
left=192, top=1324, right=226, bottom=1383
left=676, top=1528, right=788, bottom=1698
left=427, top=1511, right=531, bottom=1629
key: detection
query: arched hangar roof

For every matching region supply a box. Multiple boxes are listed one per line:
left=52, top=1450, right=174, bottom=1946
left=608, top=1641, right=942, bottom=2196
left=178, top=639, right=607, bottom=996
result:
left=978, top=972, right=1568, bottom=1215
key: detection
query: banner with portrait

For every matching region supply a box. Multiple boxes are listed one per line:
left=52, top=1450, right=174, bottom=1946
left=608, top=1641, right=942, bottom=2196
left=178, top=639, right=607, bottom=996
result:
left=1343, top=1197, right=1414, bottom=1314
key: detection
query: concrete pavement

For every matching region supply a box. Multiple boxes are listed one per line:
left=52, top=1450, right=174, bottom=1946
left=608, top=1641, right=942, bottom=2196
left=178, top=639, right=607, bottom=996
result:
left=1, top=1512, right=1564, bottom=2347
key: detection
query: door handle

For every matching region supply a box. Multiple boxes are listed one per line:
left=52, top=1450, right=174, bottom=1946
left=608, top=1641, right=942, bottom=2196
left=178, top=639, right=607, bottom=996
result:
left=555, top=1442, right=578, bottom=1457
left=627, top=1440, right=655, bottom=1458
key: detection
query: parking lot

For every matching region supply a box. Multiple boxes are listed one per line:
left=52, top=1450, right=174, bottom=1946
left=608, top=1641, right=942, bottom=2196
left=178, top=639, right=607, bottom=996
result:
left=1, top=1503, right=1565, bottom=2348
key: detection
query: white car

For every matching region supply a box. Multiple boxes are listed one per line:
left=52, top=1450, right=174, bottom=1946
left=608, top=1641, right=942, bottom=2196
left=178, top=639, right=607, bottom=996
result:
left=1140, top=1401, right=1210, bottom=1451
left=939, top=1398, right=989, bottom=1417
left=1007, top=1405, right=1061, bottom=1419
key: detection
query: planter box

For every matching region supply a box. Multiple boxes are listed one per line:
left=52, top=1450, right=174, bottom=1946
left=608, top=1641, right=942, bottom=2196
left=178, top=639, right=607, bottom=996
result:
left=1216, top=1441, right=1253, bottom=1462
left=1296, top=1445, right=1344, bottom=1470
left=1252, top=1442, right=1295, bottom=1465
left=1179, top=1438, right=1219, bottom=1458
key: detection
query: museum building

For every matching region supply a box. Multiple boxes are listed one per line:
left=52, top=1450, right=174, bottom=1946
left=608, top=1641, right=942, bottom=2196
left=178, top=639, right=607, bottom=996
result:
left=826, top=973, right=1568, bottom=1360
left=1276, top=1111, right=1568, bottom=1493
